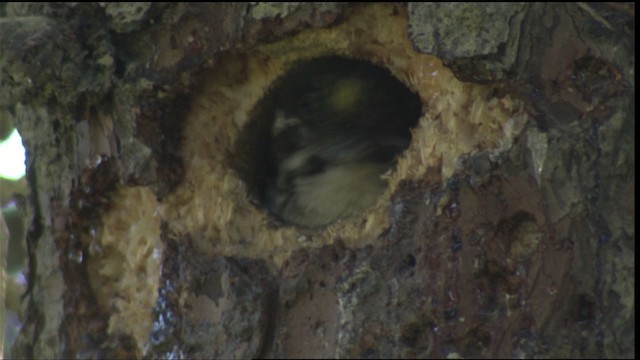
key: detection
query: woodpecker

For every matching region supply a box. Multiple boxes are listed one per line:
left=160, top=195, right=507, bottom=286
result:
left=262, top=56, right=421, bottom=227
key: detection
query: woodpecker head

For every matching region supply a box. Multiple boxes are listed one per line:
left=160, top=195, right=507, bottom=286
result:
left=261, top=56, right=421, bottom=227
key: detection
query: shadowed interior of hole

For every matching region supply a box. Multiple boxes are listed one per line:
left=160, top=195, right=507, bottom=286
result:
left=233, top=55, right=422, bottom=226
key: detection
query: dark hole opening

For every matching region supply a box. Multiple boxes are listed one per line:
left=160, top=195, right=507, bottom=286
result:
left=233, top=56, right=422, bottom=227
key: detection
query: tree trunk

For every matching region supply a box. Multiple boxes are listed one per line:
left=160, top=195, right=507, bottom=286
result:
left=1, top=3, right=634, bottom=358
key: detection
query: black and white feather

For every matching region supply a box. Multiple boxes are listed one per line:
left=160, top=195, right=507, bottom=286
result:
left=263, top=56, right=421, bottom=227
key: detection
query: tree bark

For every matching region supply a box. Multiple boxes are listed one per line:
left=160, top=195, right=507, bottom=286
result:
left=1, top=3, right=634, bottom=358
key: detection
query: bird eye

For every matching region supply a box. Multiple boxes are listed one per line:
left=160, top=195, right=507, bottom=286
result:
left=234, top=56, right=422, bottom=227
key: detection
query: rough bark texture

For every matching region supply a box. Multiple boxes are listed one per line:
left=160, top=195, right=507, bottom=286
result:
left=1, top=3, right=634, bottom=358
